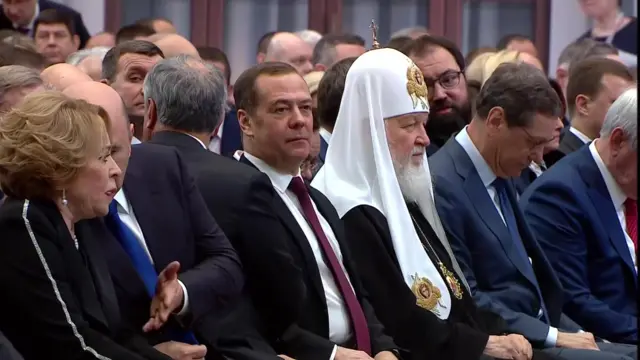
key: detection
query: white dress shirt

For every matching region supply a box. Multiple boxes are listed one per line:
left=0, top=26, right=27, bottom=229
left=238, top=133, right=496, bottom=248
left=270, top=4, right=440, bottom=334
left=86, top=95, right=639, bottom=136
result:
left=589, top=141, right=637, bottom=271
left=113, top=190, right=190, bottom=315
left=569, top=127, right=592, bottom=144
left=12, top=2, right=39, bottom=35
left=319, top=128, right=332, bottom=145
left=243, top=152, right=352, bottom=357
left=208, top=121, right=224, bottom=154
left=455, top=127, right=558, bottom=347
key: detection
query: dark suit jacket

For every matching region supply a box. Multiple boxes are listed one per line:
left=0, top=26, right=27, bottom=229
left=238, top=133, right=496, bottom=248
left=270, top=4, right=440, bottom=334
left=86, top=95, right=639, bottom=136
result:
left=239, top=155, right=397, bottom=360
left=0, top=0, right=91, bottom=48
left=544, top=129, right=587, bottom=168
left=149, top=131, right=294, bottom=359
left=319, top=137, right=328, bottom=163
left=99, top=143, right=244, bottom=351
left=515, top=167, right=538, bottom=195
left=220, top=107, right=243, bottom=158
left=429, top=139, right=566, bottom=348
left=520, top=146, right=638, bottom=343
left=0, top=330, right=22, bottom=360
left=342, top=205, right=506, bottom=360
left=0, top=198, right=169, bottom=360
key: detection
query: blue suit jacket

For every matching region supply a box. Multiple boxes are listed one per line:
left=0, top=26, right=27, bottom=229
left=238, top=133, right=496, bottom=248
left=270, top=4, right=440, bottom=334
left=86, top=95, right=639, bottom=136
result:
left=429, top=139, right=566, bottom=347
left=520, top=146, right=638, bottom=343
left=220, top=107, right=243, bottom=158
left=318, top=137, right=328, bottom=164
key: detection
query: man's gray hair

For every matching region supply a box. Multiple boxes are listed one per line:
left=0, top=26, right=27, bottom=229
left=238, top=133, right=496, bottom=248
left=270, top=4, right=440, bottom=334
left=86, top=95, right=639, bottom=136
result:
left=295, top=29, right=322, bottom=48
left=66, top=46, right=111, bottom=66
left=143, top=54, right=227, bottom=133
left=557, top=38, right=618, bottom=71
left=600, top=87, right=637, bottom=150
left=390, top=26, right=429, bottom=40
left=0, top=65, right=43, bottom=108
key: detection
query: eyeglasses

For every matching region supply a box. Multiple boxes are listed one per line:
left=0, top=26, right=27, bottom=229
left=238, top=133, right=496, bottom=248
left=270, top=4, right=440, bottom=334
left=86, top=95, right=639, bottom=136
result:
left=423, top=70, right=463, bottom=92
left=520, top=127, right=556, bottom=152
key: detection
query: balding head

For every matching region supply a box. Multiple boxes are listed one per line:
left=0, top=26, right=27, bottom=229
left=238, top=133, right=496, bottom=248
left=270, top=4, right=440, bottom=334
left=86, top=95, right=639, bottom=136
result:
left=40, top=63, right=92, bottom=90
left=152, top=34, right=199, bottom=59
left=265, top=32, right=313, bottom=75
left=63, top=81, right=131, bottom=188
left=76, top=56, right=104, bottom=81
left=86, top=32, right=116, bottom=49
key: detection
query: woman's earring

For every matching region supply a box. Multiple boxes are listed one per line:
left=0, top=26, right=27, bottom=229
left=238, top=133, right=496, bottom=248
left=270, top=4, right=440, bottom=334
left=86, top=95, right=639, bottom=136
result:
left=62, top=189, right=68, bottom=206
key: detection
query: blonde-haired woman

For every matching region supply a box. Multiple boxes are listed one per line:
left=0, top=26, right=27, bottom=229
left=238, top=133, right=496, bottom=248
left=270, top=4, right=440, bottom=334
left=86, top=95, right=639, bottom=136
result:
left=0, top=91, right=170, bottom=360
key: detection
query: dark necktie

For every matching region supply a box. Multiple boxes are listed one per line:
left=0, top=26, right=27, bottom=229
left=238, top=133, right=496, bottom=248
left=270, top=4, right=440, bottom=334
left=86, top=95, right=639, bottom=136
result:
left=104, top=200, right=198, bottom=344
left=288, top=177, right=371, bottom=354
left=493, top=178, right=549, bottom=323
left=624, top=199, right=637, bottom=252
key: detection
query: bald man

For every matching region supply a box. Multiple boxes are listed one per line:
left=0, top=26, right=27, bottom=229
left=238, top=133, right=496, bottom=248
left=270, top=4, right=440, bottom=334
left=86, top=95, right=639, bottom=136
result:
left=86, top=32, right=116, bottom=49
left=63, top=81, right=243, bottom=359
left=76, top=55, right=104, bottom=81
left=264, top=32, right=313, bottom=75
left=152, top=34, right=199, bottom=59
left=40, top=63, right=92, bottom=90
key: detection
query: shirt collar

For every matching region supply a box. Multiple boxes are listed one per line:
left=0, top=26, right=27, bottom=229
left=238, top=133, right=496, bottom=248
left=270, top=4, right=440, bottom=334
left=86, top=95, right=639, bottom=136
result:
left=185, top=133, right=207, bottom=149
left=455, top=126, right=497, bottom=187
left=589, top=141, right=627, bottom=210
left=113, top=189, right=131, bottom=215
left=216, top=121, right=225, bottom=138
left=14, top=2, right=39, bottom=30
left=569, top=126, right=592, bottom=144
left=243, top=152, right=300, bottom=194
left=131, top=136, right=142, bottom=145
left=319, top=127, right=331, bottom=144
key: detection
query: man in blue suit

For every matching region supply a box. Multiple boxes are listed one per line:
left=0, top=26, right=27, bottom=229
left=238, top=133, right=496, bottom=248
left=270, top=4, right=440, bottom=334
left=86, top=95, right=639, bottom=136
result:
left=521, top=88, right=637, bottom=344
left=0, top=0, right=90, bottom=48
left=430, top=62, right=637, bottom=360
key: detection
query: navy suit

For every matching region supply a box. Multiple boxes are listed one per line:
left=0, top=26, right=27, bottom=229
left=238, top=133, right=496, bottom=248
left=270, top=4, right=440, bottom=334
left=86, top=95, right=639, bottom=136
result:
left=429, top=138, right=566, bottom=347
left=520, top=146, right=638, bottom=343
left=318, top=136, right=328, bottom=164
left=99, top=144, right=244, bottom=354
left=219, top=107, right=243, bottom=158
left=0, top=0, right=91, bottom=49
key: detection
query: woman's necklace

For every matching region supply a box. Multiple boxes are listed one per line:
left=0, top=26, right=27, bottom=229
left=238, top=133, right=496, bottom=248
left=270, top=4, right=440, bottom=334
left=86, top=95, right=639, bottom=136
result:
left=70, top=232, right=79, bottom=250
left=409, top=212, right=464, bottom=300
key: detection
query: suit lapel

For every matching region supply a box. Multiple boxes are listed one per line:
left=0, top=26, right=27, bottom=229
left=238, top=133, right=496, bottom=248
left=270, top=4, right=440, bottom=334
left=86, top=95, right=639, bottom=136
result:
left=562, top=131, right=587, bottom=154
left=122, top=153, right=172, bottom=272
left=319, top=138, right=329, bottom=163
left=221, top=110, right=242, bottom=157
left=449, top=141, right=540, bottom=287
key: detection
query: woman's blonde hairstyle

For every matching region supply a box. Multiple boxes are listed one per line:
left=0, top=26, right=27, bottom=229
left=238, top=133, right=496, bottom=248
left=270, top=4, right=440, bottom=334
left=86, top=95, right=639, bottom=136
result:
left=0, top=91, right=111, bottom=200
left=466, top=49, right=523, bottom=87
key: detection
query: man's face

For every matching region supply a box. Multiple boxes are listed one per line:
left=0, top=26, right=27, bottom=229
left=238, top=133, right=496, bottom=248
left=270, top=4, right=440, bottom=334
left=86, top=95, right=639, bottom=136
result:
left=0, top=84, right=44, bottom=112
left=107, top=103, right=132, bottom=190
left=35, top=23, right=79, bottom=64
left=542, top=117, right=565, bottom=154
left=411, top=47, right=470, bottom=145
left=109, top=53, right=162, bottom=116
left=581, top=75, right=635, bottom=131
left=2, top=0, right=36, bottom=26
left=385, top=113, right=430, bottom=170
left=239, top=73, right=313, bottom=168
left=487, top=108, right=558, bottom=177
left=608, top=129, right=637, bottom=200
left=333, top=44, right=365, bottom=65
left=506, top=39, right=538, bottom=58
left=283, top=43, right=313, bottom=75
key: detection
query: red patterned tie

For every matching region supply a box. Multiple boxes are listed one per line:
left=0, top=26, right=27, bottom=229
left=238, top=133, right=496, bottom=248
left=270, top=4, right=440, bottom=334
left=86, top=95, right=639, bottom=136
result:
left=288, top=177, right=371, bottom=354
left=624, top=199, right=637, bottom=251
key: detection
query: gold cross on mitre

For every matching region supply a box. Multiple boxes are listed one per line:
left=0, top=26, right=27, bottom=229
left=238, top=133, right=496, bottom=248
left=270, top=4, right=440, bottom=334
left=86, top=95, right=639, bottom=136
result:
left=369, top=19, right=381, bottom=50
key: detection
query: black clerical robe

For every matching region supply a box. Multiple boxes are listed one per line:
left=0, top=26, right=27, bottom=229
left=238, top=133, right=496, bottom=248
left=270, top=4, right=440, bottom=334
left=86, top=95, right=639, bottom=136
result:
left=341, top=204, right=505, bottom=359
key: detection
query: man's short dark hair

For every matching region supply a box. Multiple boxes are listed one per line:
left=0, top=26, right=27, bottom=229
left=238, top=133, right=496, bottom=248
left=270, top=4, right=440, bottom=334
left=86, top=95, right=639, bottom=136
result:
left=476, top=62, right=562, bottom=127
left=558, top=38, right=618, bottom=70
left=496, top=34, right=531, bottom=50
left=234, top=62, right=299, bottom=115
left=34, top=9, right=76, bottom=36
left=316, top=57, right=357, bottom=130
left=197, top=46, right=231, bottom=85
left=0, top=44, right=46, bottom=69
left=404, top=35, right=465, bottom=71
left=312, top=33, right=365, bottom=66
left=566, top=57, right=633, bottom=117
left=101, top=40, right=165, bottom=82
left=257, top=31, right=277, bottom=55
left=386, top=36, right=412, bottom=51
left=115, top=24, right=156, bottom=45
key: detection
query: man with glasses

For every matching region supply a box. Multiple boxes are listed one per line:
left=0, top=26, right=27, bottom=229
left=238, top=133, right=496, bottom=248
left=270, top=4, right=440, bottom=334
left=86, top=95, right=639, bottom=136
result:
left=430, top=62, right=636, bottom=360
left=403, top=35, right=471, bottom=154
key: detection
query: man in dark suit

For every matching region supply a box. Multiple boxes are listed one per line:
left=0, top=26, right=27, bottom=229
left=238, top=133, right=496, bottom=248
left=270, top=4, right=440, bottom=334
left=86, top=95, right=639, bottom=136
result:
left=316, top=56, right=357, bottom=164
left=231, top=61, right=400, bottom=360
left=63, top=80, right=244, bottom=359
left=0, top=0, right=90, bottom=48
left=430, top=62, right=637, bottom=360
left=521, top=88, right=637, bottom=344
left=544, top=57, right=634, bottom=168
left=143, top=54, right=296, bottom=360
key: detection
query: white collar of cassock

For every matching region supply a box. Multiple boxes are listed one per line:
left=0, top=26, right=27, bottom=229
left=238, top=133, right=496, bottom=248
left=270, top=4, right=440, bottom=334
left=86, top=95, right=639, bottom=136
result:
left=312, top=48, right=452, bottom=319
